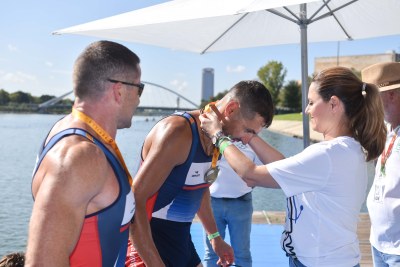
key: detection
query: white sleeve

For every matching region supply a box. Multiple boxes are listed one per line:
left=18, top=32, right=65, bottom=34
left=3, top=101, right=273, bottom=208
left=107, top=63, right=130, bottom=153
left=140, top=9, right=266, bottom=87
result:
left=267, top=143, right=332, bottom=197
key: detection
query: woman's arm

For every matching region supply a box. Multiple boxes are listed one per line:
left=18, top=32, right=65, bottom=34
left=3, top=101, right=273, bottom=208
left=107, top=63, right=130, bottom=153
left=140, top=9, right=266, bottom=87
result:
left=199, top=112, right=280, bottom=188
left=222, top=143, right=280, bottom=188
left=248, top=135, right=285, bottom=164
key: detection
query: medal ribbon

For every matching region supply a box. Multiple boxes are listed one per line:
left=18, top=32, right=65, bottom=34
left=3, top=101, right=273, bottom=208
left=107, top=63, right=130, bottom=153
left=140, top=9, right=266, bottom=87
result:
left=204, top=102, right=220, bottom=168
left=211, top=147, right=219, bottom=168
left=72, top=108, right=133, bottom=186
left=380, top=126, right=399, bottom=176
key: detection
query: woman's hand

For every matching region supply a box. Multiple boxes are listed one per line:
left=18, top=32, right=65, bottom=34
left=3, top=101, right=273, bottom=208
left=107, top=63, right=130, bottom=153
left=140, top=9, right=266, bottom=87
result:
left=199, top=110, right=223, bottom=137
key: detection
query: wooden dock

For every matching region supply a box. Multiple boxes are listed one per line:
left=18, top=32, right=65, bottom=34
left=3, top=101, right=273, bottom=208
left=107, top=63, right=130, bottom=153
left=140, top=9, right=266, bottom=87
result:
left=252, top=211, right=373, bottom=266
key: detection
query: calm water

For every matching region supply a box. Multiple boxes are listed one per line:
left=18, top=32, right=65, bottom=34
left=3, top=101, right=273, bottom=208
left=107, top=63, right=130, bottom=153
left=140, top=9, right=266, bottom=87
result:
left=0, top=113, right=375, bottom=256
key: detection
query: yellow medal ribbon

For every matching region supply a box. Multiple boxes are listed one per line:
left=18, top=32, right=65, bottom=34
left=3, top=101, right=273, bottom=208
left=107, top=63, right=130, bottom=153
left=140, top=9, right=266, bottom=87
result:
left=201, top=102, right=221, bottom=184
left=71, top=108, right=133, bottom=186
left=204, top=102, right=220, bottom=169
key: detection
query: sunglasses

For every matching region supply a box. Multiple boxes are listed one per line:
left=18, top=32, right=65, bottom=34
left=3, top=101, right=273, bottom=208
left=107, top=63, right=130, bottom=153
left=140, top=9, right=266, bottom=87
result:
left=107, top=78, right=144, bottom=97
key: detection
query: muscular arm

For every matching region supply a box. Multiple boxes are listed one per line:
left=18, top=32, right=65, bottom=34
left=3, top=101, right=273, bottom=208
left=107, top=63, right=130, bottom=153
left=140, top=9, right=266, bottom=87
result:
left=197, top=190, right=234, bottom=266
left=130, top=117, right=192, bottom=266
left=26, top=137, right=111, bottom=267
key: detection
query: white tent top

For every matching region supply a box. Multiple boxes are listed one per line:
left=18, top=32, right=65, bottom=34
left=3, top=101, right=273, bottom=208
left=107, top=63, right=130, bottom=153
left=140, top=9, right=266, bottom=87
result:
left=54, top=0, right=400, bottom=54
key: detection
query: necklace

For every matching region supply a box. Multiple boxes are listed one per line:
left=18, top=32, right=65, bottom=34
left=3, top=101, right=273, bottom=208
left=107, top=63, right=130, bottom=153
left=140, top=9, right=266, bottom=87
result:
left=380, top=125, right=399, bottom=177
left=71, top=108, right=133, bottom=186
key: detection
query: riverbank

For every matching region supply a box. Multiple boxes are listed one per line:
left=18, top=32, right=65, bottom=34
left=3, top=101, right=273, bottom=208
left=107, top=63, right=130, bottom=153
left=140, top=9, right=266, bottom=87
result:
left=268, top=119, right=324, bottom=142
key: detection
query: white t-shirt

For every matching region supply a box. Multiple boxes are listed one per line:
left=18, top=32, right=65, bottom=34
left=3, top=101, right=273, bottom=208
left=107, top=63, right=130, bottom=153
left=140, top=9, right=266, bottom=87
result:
left=268, top=136, right=367, bottom=267
left=210, top=142, right=261, bottom=198
left=367, top=125, right=400, bottom=255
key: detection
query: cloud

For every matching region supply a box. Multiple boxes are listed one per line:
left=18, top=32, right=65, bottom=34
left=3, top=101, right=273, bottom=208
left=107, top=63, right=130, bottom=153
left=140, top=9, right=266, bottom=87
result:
left=7, top=44, right=18, bottom=52
left=226, top=65, right=246, bottom=73
left=170, top=79, right=188, bottom=92
left=0, top=71, right=37, bottom=83
left=45, top=61, right=53, bottom=67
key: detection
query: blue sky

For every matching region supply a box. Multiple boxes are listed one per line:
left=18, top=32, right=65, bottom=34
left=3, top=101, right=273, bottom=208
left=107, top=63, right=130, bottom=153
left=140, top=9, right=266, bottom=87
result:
left=1, top=0, right=400, bottom=105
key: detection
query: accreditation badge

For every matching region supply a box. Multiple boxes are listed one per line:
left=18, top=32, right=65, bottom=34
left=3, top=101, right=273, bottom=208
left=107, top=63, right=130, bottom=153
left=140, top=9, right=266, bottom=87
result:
left=373, top=177, right=385, bottom=203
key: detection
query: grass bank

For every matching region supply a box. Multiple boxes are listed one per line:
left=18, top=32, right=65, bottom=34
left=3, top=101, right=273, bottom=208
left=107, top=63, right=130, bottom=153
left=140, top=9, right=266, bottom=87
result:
left=274, top=113, right=302, bottom=121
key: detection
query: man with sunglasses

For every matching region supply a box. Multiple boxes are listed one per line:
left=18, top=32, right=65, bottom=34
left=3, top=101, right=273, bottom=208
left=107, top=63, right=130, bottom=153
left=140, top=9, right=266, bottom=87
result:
left=107, top=78, right=145, bottom=97
left=127, top=80, right=274, bottom=267
left=26, top=40, right=142, bottom=267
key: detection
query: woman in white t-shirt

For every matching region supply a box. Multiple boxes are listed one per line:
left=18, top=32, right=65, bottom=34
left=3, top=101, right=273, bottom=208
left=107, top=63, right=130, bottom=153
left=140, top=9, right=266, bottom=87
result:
left=199, top=67, right=387, bottom=267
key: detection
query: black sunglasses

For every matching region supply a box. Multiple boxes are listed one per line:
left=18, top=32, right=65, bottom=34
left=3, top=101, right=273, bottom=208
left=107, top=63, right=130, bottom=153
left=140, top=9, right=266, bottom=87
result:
left=107, top=78, right=144, bottom=97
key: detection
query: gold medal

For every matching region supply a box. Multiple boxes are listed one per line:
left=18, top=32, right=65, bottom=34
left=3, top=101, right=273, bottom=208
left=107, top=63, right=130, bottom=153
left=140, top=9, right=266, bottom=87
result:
left=204, top=166, right=220, bottom=184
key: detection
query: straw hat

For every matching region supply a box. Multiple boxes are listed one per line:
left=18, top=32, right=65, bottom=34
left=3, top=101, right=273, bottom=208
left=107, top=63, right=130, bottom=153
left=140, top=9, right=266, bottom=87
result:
left=361, top=62, right=400, bottom=92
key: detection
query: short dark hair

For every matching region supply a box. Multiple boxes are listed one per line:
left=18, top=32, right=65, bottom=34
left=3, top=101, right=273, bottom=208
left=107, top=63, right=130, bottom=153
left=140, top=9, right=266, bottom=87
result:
left=0, top=252, right=24, bottom=267
left=228, top=80, right=274, bottom=128
left=73, top=40, right=141, bottom=100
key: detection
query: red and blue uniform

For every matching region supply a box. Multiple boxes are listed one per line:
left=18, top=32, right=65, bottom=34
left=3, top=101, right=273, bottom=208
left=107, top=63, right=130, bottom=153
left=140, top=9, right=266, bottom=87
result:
left=32, top=128, right=135, bottom=267
left=127, top=112, right=213, bottom=267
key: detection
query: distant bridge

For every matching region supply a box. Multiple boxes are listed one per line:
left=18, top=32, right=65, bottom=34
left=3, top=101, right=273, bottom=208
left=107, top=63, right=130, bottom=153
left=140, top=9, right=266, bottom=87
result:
left=38, top=81, right=200, bottom=114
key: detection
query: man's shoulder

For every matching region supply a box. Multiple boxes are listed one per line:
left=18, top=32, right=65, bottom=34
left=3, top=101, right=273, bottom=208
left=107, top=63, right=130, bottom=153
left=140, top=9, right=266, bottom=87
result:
left=42, top=131, right=108, bottom=177
left=153, top=114, right=195, bottom=136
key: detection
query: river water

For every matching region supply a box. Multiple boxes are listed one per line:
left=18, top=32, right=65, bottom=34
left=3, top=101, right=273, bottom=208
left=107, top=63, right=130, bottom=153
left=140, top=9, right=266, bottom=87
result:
left=0, top=113, right=375, bottom=256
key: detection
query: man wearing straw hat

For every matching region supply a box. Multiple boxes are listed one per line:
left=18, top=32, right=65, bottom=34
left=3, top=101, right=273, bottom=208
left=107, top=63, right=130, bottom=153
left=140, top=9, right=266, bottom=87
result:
left=363, top=62, right=400, bottom=267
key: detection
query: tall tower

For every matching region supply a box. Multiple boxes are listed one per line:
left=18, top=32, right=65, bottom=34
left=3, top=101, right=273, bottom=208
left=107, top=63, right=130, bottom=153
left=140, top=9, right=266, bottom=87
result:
left=201, top=68, right=214, bottom=102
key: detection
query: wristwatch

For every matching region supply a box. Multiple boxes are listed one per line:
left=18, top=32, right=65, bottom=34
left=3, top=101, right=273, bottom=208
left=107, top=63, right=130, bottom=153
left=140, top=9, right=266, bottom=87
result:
left=211, top=130, right=225, bottom=146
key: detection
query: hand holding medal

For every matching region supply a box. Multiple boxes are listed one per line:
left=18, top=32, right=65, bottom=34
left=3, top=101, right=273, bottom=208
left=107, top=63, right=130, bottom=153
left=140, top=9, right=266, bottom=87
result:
left=200, top=103, right=231, bottom=184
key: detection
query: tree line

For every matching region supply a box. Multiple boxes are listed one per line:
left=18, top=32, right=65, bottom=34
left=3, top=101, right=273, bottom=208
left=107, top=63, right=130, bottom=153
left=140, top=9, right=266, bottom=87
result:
left=0, top=89, right=73, bottom=113
left=201, top=60, right=303, bottom=113
left=1, top=60, right=322, bottom=114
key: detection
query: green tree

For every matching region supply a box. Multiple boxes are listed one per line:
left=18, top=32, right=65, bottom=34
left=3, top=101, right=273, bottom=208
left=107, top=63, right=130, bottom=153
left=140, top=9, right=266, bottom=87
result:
left=60, top=98, right=74, bottom=106
left=9, top=91, right=34, bottom=103
left=39, top=94, right=55, bottom=102
left=281, top=80, right=302, bottom=112
left=0, top=89, right=10, bottom=105
left=257, top=61, right=287, bottom=106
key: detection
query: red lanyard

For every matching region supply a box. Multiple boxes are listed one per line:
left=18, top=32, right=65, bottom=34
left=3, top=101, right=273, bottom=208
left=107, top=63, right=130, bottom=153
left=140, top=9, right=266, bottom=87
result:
left=72, top=108, right=133, bottom=186
left=380, top=127, right=399, bottom=175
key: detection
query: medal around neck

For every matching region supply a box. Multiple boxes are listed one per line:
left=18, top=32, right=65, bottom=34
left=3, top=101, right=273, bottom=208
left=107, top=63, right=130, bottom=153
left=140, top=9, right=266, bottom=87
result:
left=204, top=166, right=220, bottom=184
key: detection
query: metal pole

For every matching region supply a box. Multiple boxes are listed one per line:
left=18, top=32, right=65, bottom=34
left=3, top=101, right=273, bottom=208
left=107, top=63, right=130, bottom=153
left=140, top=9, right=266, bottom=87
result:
left=300, top=4, right=310, bottom=148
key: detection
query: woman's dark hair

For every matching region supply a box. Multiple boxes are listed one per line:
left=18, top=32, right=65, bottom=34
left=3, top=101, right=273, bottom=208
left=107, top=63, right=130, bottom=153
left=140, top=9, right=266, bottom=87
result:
left=312, top=67, right=386, bottom=161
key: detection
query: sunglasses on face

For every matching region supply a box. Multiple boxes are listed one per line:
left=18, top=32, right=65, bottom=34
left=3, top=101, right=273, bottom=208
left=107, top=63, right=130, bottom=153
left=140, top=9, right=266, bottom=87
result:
left=107, top=78, right=144, bottom=97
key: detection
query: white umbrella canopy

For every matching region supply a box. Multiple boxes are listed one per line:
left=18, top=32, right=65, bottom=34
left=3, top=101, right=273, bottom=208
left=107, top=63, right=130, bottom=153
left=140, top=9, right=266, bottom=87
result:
left=55, top=0, right=317, bottom=53
left=54, top=0, right=400, bottom=146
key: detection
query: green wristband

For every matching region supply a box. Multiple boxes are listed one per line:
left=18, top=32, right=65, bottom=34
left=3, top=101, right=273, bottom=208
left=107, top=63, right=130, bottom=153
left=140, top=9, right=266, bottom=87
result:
left=216, top=135, right=231, bottom=148
left=207, top=231, right=220, bottom=241
left=219, top=140, right=232, bottom=154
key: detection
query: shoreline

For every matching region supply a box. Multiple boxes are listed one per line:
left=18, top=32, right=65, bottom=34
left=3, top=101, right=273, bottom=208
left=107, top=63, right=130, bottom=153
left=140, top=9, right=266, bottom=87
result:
left=268, top=120, right=324, bottom=142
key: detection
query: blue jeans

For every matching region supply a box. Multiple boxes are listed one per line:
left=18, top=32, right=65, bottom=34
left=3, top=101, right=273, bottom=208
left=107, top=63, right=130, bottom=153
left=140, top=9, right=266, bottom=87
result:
left=289, top=256, right=360, bottom=267
left=203, top=192, right=253, bottom=267
left=372, top=246, right=400, bottom=267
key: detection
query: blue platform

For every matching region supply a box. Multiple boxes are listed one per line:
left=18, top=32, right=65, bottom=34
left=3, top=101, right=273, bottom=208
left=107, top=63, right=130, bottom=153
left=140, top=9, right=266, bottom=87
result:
left=191, top=223, right=288, bottom=266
